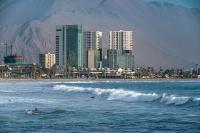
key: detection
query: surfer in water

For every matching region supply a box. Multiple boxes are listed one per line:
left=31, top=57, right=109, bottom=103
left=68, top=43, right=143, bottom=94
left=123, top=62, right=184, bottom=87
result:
left=32, top=108, right=39, bottom=113
left=26, top=108, right=40, bottom=115
left=90, top=96, right=95, bottom=99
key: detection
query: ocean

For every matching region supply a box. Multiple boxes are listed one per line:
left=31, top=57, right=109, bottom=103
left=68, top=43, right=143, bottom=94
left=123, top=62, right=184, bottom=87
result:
left=0, top=80, right=200, bottom=133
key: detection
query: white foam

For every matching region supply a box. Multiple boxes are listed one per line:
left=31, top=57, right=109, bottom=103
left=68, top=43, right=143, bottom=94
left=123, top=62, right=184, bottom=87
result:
left=54, top=85, right=198, bottom=105
left=193, top=98, right=200, bottom=101
left=160, top=93, right=191, bottom=105
left=54, top=85, right=160, bottom=102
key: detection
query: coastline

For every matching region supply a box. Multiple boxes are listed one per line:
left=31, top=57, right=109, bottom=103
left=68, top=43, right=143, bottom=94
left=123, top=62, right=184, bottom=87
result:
left=0, top=78, right=200, bottom=82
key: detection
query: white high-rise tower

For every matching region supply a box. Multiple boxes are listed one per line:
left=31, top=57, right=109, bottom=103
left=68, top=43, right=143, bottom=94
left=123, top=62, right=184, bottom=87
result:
left=109, top=30, right=133, bottom=50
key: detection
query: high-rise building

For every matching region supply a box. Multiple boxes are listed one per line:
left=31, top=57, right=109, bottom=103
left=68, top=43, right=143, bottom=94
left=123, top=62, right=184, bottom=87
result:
left=84, top=31, right=102, bottom=69
left=109, top=30, right=134, bottom=69
left=56, top=25, right=84, bottom=68
left=39, top=52, right=55, bottom=69
left=109, top=30, right=133, bottom=51
left=84, top=31, right=102, bottom=50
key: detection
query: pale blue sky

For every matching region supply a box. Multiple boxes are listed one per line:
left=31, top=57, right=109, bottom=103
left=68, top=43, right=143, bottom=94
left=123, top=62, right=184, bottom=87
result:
left=144, top=0, right=200, bottom=8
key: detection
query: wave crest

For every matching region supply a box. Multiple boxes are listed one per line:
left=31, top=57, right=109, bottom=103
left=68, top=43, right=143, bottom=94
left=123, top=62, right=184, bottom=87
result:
left=160, top=93, right=191, bottom=105
left=53, top=85, right=199, bottom=105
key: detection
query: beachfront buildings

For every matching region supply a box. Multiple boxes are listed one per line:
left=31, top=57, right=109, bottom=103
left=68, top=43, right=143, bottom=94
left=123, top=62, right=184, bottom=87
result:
left=108, top=30, right=134, bottom=70
left=56, top=25, right=84, bottom=68
left=55, top=26, right=134, bottom=70
left=39, top=52, right=55, bottom=69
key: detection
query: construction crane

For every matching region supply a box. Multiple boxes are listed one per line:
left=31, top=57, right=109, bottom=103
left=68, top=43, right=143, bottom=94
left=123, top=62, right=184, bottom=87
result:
left=0, top=42, right=13, bottom=56
left=1, top=42, right=24, bottom=64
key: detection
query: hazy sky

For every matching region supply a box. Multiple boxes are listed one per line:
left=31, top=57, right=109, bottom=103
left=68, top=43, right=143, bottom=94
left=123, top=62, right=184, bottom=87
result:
left=144, top=0, right=200, bottom=8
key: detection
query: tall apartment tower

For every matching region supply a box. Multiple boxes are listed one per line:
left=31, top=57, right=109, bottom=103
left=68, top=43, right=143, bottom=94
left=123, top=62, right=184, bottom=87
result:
left=108, top=30, right=134, bottom=70
left=39, top=52, right=55, bottom=69
left=109, top=30, right=133, bottom=50
left=84, top=31, right=102, bottom=69
left=84, top=31, right=102, bottom=50
left=56, top=25, right=84, bottom=68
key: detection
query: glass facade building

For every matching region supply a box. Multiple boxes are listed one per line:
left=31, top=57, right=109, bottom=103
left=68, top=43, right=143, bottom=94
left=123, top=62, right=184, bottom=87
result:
left=56, top=25, right=84, bottom=68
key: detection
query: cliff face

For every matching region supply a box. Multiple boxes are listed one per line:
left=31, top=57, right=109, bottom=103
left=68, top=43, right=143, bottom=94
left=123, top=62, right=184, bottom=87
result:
left=0, top=0, right=199, bottom=68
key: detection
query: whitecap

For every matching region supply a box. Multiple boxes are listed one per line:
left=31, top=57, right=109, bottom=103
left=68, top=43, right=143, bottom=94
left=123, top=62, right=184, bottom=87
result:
left=53, top=85, right=160, bottom=102
left=193, top=98, right=200, bottom=101
left=53, top=85, right=198, bottom=106
left=160, top=93, right=191, bottom=105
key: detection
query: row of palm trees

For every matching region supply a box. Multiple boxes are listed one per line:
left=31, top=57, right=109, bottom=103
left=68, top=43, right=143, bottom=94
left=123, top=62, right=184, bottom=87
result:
left=0, top=65, right=9, bottom=78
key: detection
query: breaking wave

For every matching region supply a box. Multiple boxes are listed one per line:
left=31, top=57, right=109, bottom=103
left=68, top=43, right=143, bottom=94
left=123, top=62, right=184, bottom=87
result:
left=53, top=85, right=199, bottom=105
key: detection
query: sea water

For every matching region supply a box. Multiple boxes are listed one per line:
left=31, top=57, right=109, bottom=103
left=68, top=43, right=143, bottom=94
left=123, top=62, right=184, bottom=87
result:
left=0, top=80, right=200, bottom=133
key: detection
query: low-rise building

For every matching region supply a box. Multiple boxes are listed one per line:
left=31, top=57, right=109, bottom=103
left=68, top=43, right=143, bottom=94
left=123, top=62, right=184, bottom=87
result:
left=4, top=55, right=24, bottom=64
left=39, top=52, right=55, bottom=69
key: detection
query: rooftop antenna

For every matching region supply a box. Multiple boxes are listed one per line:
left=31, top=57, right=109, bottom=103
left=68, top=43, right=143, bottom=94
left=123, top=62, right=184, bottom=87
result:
left=10, top=44, right=13, bottom=55
left=195, top=64, right=199, bottom=74
left=5, top=42, right=8, bottom=56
